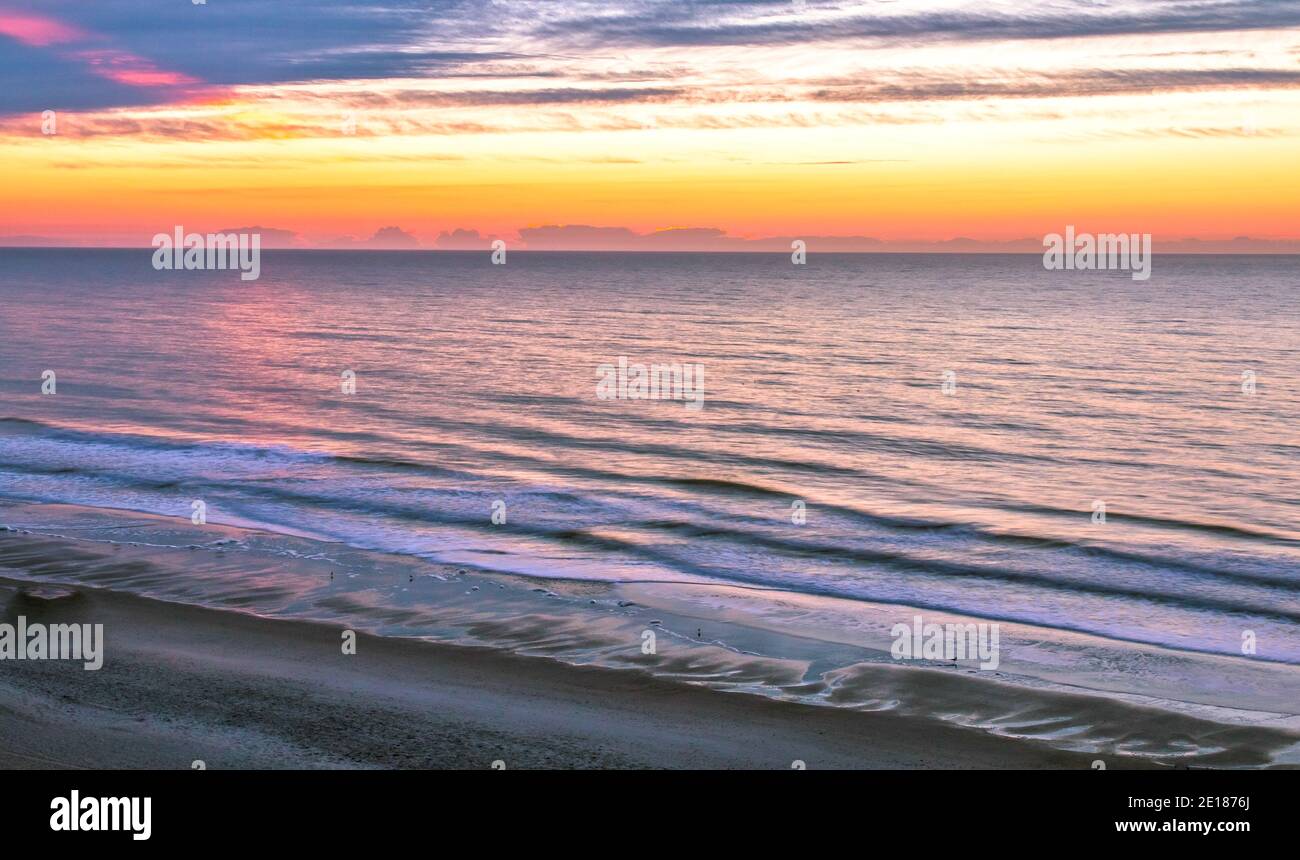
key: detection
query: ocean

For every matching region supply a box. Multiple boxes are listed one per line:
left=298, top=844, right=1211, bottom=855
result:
left=2, top=248, right=1298, bottom=757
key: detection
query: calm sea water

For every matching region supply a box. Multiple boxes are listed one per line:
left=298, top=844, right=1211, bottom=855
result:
left=2, top=249, right=1298, bottom=666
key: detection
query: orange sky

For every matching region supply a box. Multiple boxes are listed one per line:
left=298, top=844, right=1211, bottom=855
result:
left=1, top=1, right=1298, bottom=248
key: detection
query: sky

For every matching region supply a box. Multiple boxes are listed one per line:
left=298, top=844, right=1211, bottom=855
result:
left=0, top=0, right=1298, bottom=249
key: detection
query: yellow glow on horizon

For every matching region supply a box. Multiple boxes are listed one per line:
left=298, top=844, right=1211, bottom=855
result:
left=2, top=23, right=1298, bottom=245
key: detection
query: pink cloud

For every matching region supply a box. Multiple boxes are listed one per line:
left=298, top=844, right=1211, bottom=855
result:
left=0, top=11, right=201, bottom=94
left=76, top=49, right=200, bottom=88
left=0, top=12, right=83, bottom=46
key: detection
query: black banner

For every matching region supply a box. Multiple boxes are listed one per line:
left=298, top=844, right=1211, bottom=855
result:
left=5, top=769, right=1283, bottom=847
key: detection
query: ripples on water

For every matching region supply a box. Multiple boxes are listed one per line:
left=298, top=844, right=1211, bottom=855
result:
left=1, top=249, right=1297, bottom=667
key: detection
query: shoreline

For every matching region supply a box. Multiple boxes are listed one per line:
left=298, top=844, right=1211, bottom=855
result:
left=1, top=500, right=1298, bottom=768
left=0, top=574, right=1108, bottom=770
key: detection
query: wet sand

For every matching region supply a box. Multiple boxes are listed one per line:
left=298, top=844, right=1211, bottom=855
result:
left=2, top=507, right=1297, bottom=769
left=0, top=573, right=1115, bottom=770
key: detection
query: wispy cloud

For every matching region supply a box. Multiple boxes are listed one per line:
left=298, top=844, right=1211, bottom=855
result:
left=0, top=0, right=485, bottom=112
left=0, top=11, right=83, bottom=46
left=537, top=0, right=1300, bottom=49
left=6, top=0, right=1300, bottom=115
left=805, top=67, right=1300, bottom=103
left=3, top=1, right=1297, bottom=243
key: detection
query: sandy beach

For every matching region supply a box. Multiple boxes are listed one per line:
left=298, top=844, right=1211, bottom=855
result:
left=0, top=567, right=1119, bottom=770
left=2, top=528, right=1296, bottom=771
left=2, top=501, right=1299, bottom=769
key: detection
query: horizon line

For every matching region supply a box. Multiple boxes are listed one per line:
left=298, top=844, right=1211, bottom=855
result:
left=5, top=245, right=1300, bottom=256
